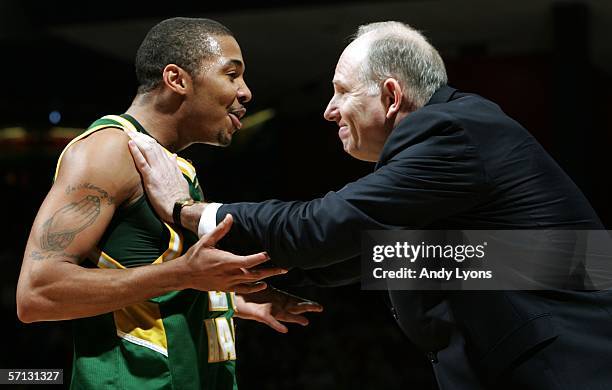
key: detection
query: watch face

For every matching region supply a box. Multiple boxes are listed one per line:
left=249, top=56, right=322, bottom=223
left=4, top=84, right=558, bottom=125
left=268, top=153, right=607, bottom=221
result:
left=179, top=199, right=194, bottom=206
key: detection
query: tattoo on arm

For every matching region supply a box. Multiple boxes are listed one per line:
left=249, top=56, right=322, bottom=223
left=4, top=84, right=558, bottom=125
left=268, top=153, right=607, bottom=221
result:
left=31, top=183, right=112, bottom=262
left=65, top=183, right=115, bottom=206
left=40, top=195, right=101, bottom=251
left=30, top=250, right=81, bottom=262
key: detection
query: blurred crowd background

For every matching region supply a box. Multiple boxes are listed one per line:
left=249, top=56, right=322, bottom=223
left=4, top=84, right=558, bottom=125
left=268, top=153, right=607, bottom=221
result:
left=2, top=1, right=612, bottom=388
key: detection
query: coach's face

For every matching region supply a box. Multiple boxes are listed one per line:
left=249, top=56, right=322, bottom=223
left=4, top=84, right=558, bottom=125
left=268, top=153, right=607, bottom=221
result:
left=323, top=38, right=392, bottom=162
left=187, top=35, right=252, bottom=146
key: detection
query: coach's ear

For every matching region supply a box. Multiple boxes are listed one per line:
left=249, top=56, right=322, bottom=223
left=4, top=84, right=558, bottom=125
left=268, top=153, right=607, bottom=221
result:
left=382, top=78, right=404, bottom=119
left=162, top=64, right=190, bottom=96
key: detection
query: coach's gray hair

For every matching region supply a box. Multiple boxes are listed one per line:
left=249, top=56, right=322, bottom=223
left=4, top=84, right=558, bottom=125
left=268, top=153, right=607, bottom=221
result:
left=354, top=21, right=447, bottom=108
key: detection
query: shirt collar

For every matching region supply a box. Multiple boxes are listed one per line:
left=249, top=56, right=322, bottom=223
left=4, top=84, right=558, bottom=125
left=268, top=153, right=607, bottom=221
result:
left=425, top=85, right=457, bottom=106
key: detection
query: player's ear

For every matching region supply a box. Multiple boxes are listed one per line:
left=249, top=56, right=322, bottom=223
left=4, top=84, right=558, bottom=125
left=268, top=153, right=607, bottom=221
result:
left=162, top=64, right=190, bottom=96
left=382, top=78, right=404, bottom=119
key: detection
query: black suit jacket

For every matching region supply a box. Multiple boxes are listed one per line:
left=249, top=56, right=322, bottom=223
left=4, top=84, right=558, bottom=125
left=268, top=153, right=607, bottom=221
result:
left=218, top=86, right=612, bottom=389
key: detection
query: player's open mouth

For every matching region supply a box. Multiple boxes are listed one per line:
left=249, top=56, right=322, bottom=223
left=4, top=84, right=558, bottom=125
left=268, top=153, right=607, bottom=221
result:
left=228, top=108, right=246, bottom=130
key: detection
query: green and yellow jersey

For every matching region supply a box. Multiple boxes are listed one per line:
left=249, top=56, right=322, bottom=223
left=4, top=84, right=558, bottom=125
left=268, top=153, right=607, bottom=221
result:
left=55, top=114, right=237, bottom=390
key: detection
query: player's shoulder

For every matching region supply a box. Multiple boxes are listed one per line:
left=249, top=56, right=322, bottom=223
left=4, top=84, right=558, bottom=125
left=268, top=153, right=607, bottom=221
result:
left=63, top=127, right=133, bottom=168
left=56, top=127, right=140, bottom=197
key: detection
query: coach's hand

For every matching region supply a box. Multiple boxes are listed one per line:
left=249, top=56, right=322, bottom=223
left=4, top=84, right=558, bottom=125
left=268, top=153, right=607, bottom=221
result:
left=127, top=131, right=190, bottom=222
left=234, top=286, right=323, bottom=333
left=181, top=214, right=287, bottom=294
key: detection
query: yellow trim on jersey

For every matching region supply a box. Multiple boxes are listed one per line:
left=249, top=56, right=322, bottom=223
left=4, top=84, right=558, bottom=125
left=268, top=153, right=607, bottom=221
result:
left=101, top=115, right=139, bottom=134
left=152, top=223, right=184, bottom=264
left=114, top=301, right=169, bottom=357
left=176, top=157, right=197, bottom=182
left=92, top=250, right=126, bottom=270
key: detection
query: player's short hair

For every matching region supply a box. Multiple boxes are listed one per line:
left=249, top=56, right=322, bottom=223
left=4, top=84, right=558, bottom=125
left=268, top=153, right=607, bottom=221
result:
left=135, top=17, right=234, bottom=94
left=354, top=21, right=447, bottom=108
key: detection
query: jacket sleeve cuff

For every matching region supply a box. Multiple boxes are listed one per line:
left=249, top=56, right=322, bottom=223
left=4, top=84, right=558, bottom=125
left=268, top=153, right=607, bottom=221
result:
left=197, top=202, right=223, bottom=238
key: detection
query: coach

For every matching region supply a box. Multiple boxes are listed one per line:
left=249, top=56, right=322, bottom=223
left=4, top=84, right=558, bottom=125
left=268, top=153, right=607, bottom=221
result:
left=129, top=21, right=612, bottom=389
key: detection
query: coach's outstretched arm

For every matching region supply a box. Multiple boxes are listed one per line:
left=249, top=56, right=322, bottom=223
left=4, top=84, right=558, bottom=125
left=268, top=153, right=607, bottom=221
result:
left=17, top=130, right=284, bottom=323
left=128, top=123, right=483, bottom=270
left=128, top=131, right=392, bottom=270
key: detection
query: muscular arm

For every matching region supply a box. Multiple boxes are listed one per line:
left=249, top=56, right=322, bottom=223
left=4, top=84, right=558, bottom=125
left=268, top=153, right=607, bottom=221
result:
left=17, top=129, right=282, bottom=323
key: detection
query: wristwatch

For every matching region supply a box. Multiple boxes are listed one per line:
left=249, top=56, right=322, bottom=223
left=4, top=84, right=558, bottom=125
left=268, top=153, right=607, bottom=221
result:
left=173, top=198, right=195, bottom=228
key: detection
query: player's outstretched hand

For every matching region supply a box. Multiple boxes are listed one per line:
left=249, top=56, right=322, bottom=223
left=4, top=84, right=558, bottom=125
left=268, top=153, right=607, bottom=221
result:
left=127, top=131, right=190, bottom=222
left=183, top=214, right=287, bottom=294
left=234, top=286, right=324, bottom=333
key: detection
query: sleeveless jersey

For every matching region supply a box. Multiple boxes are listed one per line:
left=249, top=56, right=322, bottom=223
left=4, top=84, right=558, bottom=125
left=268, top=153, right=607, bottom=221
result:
left=55, top=114, right=238, bottom=390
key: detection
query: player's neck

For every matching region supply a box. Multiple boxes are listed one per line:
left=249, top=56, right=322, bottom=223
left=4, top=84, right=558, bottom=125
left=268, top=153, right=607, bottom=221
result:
left=125, top=96, right=185, bottom=152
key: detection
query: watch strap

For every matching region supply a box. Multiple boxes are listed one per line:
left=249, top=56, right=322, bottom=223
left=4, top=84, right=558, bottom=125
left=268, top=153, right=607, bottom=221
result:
left=172, top=198, right=194, bottom=227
